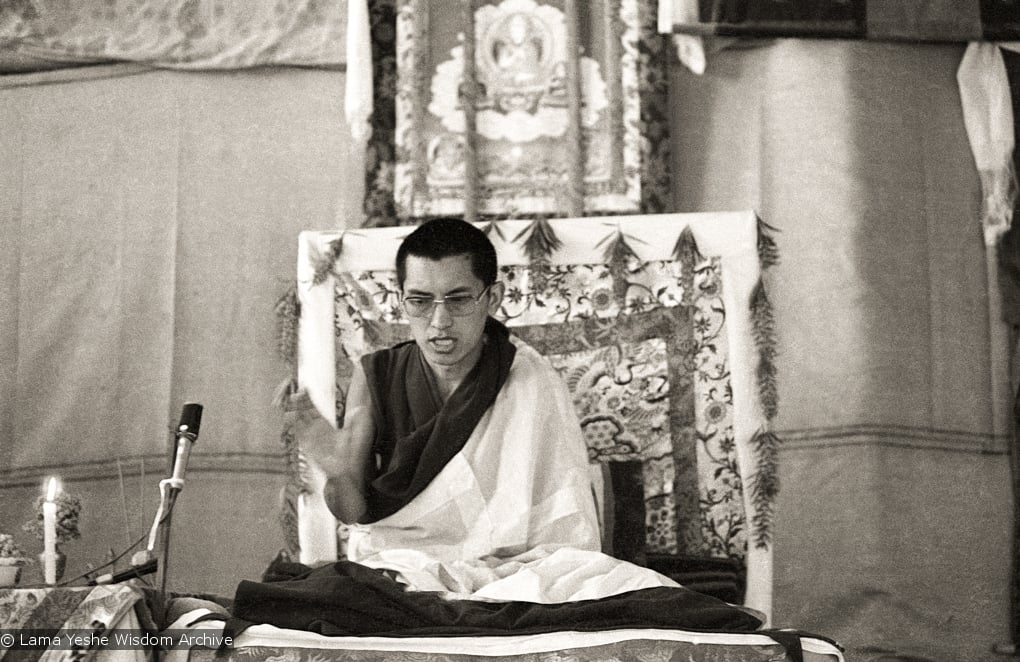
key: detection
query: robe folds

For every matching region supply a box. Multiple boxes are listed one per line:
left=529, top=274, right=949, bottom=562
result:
left=345, top=324, right=692, bottom=603
left=358, top=317, right=517, bottom=524
left=229, top=323, right=766, bottom=637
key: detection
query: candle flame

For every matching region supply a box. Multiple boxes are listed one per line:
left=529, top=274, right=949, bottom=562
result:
left=46, top=477, right=57, bottom=501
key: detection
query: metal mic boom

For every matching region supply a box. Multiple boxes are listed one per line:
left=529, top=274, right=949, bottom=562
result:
left=90, top=558, right=158, bottom=585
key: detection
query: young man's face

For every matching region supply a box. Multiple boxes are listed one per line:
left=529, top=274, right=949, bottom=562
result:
left=401, top=254, right=503, bottom=377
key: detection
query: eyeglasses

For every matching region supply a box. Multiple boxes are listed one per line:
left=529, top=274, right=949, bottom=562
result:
left=401, top=286, right=490, bottom=318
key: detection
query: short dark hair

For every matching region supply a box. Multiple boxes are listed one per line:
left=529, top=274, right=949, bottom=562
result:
left=396, top=217, right=498, bottom=289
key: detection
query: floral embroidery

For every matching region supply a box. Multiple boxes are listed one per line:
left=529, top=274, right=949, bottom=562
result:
left=331, top=255, right=747, bottom=562
left=189, top=638, right=795, bottom=662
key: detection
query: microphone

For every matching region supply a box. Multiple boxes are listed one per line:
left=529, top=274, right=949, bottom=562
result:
left=168, top=402, right=203, bottom=491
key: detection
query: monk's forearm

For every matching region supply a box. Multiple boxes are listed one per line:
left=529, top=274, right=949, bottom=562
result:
left=324, top=473, right=367, bottom=524
left=325, top=362, right=374, bottom=524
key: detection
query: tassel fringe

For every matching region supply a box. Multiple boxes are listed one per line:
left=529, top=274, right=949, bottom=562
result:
left=312, top=236, right=344, bottom=286
left=756, top=216, right=780, bottom=270
left=672, top=226, right=704, bottom=304
left=749, top=275, right=781, bottom=548
left=597, top=227, right=645, bottom=304
left=278, top=387, right=303, bottom=560
left=749, top=427, right=781, bottom=549
left=750, top=279, right=779, bottom=421
left=481, top=220, right=508, bottom=242
left=597, top=227, right=643, bottom=266
left=516, top=218, right=563, bottom=262
left=672, top=226, right=704, bottom=264
left=274, top=283, right=301, bottom=369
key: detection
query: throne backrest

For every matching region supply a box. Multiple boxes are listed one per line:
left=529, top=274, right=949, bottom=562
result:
left=293, top=211, right=778, bottom=616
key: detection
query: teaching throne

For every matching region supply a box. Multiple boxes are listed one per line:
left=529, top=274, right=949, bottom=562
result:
left=281, top=211, right=781, bottom=621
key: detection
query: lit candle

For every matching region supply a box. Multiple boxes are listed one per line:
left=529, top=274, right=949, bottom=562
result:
left=43, top=477, right=58, bottom=585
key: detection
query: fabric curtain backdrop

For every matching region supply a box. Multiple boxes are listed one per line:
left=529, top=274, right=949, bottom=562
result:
left=0, top=65, right=362, bottom=596
left=669, top=38, right=1012, bottom=662
left=659, top=0, right=1020, bottom=41
left=0, top=0, right=345, bottom=70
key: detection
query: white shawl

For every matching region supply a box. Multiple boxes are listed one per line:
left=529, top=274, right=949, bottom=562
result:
left=345, top=339, right=679, bottom=603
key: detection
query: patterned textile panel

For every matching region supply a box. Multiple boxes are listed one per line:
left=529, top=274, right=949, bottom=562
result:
left=329, top=255, right=745, bottom=563
left=0, top=585, right=144, bottom=662
left=180, top=638, right=827, bottom=662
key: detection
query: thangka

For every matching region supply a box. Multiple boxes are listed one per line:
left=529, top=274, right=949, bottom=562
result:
left=391, top=0, right=668, bottom=218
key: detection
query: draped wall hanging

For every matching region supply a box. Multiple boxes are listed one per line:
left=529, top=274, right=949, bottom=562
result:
left=659, top=0, right=1020, bottom=41
left=289, top=211, right=781, bottom=617
left=363, top=0, right=672, bottom=225
left=0, top=0, right=344, bottom=69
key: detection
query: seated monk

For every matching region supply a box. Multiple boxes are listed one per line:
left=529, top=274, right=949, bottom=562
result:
left=227, top=218, right=764, bottom=640
left=299, top=216, right=680, bottom=603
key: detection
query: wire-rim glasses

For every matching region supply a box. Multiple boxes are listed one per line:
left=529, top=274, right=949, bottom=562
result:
left=401, top=286, right=491, bottom=318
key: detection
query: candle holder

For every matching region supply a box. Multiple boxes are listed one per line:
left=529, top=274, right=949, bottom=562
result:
left=37, top=548, right=67, bottom=583
left=24, top=488, right=82, bottom=584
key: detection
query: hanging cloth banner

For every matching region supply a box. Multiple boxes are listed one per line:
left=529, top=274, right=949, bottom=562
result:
left=660, top=0, right=1020, bottom=42
left=957, top=42, right=1015, bottom=445
left=346, top=0, right=374, bottom=142
left=959, top=42, right=1016, bottom=245
left=387, top=0, right=671, bottom=220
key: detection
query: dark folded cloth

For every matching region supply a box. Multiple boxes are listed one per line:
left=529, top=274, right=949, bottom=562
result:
left=644, top=554, right=746, bottom=603
left=674, top=581, right=743, bottom=605
left=226, top=559, right=763, bottom=641
left=644, top=553, right=743, bottom=575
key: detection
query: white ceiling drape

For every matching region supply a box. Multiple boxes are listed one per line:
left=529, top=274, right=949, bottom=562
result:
left=0, top=0, right=346, bottom=72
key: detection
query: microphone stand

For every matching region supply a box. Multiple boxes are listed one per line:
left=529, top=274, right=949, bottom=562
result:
left=135, top=476, right=180, bottom=595
left=113, top=474, right=175, bottom=634
left=157, top=484, right=180, bottom=596
left=157, top=402, right=201, bottom=594
left=107, top=402, right=201, bottom=647
left=139, top=403, right=201, bottom=597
